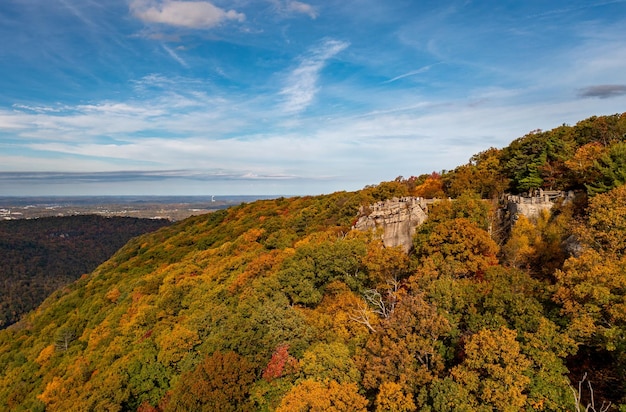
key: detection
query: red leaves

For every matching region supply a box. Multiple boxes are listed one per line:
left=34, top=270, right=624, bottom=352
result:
left=262, top=344, right=298, bottom=382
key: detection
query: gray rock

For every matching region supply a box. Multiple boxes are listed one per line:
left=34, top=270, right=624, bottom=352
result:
left=353, top=197, right=429, bottom=253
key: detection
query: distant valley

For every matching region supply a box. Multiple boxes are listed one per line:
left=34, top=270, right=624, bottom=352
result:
left=0, top=215, right=173, bottom=328
left=0, top=195, right=278, bottom=329
left=0, top=195, right=277, bottom=221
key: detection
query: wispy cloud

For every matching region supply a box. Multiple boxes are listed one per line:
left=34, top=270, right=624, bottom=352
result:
left=529, top=0, right=626, bottom=19
left=162, top=44, right=189, bottom=67
left=59, top=0, right=98, bottom=28
left=280, top=39, right=349, bottom=114
left=578, top=84, right=626, bottom=99
left=287, top=1, right=318, bottom=19
left=383, top=63, right=440, bottom=84
left=130, top=0, right=245, bottom=29
left=3, top=81, right=626, bottom=195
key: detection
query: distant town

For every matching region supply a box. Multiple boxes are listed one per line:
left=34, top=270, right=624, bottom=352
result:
left=0, top=195, right=278, bottom=221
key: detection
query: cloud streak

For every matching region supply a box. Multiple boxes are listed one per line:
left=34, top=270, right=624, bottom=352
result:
left=163, top=45, right=189, bottom=67
left=382, top=63, right=440, bottom=84
left=280, top=39, right=349, bottom=114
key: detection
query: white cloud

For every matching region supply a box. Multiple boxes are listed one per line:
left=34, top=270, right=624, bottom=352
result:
left=0, top=112, right=31, bottom=129
left=287, top=1, right=318, bottom=19
left=4, top=81, right=626, bottom=195
left=130, top=0, right=245, bottom=29
left=280, top=39, right=349, bottom=114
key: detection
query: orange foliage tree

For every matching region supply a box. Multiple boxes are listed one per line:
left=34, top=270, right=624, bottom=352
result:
left=164, top=351, right=255, bottom=412
left=412, top=172, right=446, bottom=198
left=276, top=379, right=368, bottom=412
left=358, top=292, right=451, bottom=392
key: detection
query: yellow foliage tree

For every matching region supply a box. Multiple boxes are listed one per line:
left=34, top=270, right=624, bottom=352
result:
left=451, top=327, right=531, bottom=411
left=375, top=381, right=417, bottom=412
left=363, top=242, right=410, bottom=288
left=501, top=214, right=539, bottom=269
left=156, top=324, right=200, bottom=367
left=35, top=344, right=56, bottom=366
left=415, top=218, right=499, bottom=279
left=578, top=183, right=626, bottom=256
left=276, top=379, right=368, bottom=412
left=299, top=341, right=361, bottom=384
left=554, top=249, right=626, bottom=344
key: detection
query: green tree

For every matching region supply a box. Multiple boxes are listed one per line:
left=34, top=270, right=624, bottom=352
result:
left=299, top=342, right=361, bottom=384
left=54, top=326, right=77, bottom=352
left=277, top=237, right=367, bottom=306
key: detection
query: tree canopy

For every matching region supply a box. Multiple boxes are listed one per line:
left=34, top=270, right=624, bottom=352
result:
left=2, top=113, right=626, bottom=410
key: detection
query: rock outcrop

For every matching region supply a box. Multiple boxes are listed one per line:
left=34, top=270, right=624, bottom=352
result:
left=353, top=197, right=430, bottom=253
left=354, top=191, right=572, bottom=254
left=504, top=190, right=572, bottom=221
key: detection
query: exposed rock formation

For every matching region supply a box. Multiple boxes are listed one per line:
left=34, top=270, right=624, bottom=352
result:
left=353, top=197, right=430, bottom=253
left=504, top=190, right=571, bottom=221
left=354, top=192, right=572, bottom=254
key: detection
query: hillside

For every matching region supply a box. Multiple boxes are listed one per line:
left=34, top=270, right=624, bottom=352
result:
left=403, top=112, right=626, bottom=200
left=0, top=215, right=171, bottom=329
left=1, top=114, right=626, bottom=411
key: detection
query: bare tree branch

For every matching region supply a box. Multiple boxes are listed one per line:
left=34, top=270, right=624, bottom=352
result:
left=570, top=373, right=611, bottom=412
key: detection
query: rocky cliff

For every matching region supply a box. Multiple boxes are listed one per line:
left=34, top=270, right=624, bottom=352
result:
left=353, top=197, right=430, bottom=253
left=354, top=192, right=571, bottom=254
left=504, top=190, right=571, bottom=221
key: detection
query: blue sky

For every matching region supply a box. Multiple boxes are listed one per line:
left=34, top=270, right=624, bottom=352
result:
left=1, top=0, right=626, bottom=196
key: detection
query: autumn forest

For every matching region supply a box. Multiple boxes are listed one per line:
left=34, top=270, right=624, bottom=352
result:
left=1, top=113, right=626, bottom=411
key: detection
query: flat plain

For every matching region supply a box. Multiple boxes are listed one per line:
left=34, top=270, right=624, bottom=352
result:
left=0, top=195, right=276, bottom=221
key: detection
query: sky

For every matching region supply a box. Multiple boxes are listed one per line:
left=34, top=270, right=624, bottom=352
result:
left=1, top=0, right=626, bottom=196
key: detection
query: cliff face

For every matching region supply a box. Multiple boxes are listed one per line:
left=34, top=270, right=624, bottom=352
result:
left=353, top=197, right=429, bottom=253
left=354, top=192, right=570, bottom=254
left=507, top=201, right=554, bottom=221
left=504, top=191, right=572, bottom=221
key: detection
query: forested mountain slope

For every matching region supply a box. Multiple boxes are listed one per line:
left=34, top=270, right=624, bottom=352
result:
left=1, top=114, right=626, bottom=411
left=402, top=112, right=626, bottom=199
left=0, top=216, right=171, bottom=329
